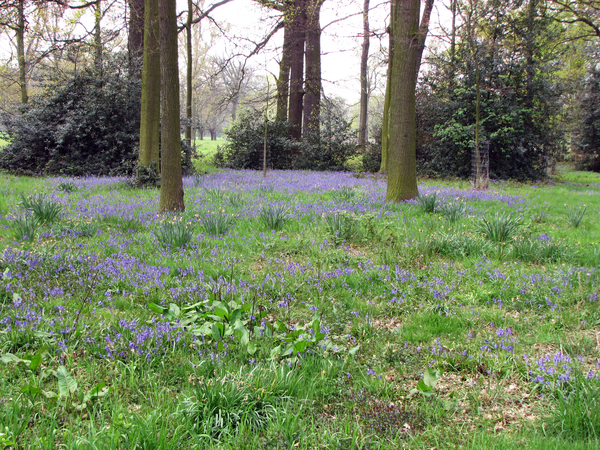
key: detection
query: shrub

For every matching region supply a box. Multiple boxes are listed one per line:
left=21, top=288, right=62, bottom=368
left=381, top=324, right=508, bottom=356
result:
left=0, top=63, right=141, bottom=176
left=215, top=101, right=358, bottom=171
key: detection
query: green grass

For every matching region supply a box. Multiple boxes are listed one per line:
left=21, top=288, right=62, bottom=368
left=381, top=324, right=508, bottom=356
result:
left=1, top=165, right=600, bottom=448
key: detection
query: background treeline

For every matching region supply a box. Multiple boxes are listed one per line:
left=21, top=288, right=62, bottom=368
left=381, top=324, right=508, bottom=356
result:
left=0, top=0, right=599, bottom=179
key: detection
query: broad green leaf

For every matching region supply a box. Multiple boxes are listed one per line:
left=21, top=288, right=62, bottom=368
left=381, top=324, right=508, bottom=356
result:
left=20, top=385, right=42, bottom=396
left=247, top=342, right=257, bottom=355
left=213, top=307, right=228, bottom=320
left=56, top=366, right=78, bottom=398
left=229, top=309, right=241, bottom=324
left=28, top=354, right=42, bottom=371
left=147, top=302, right=166, bottom=314
left=1, top=353, right=24, bottom=364
left=348, top=345, right=360, bottom=356
left=211, top=323, right=222, bottom=341
left=294, top=340, right=309, bottom=353
left=424, top=367, right=439, bottom=388
left=168, top=303, right=181, bottom=317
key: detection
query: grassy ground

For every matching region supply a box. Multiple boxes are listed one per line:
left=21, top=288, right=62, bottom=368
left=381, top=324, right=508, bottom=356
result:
left=0, top=167, right=599, bottom=449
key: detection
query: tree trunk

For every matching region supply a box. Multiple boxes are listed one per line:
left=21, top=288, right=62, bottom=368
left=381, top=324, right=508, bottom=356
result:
left=185, top=0, right=193, bottom=147
left=159, top=0, right=184, bottom=212
left=139, top=0, right=160, bottom=170
left=303, top=0, right=322, bottom=135
left=16, top=0, right=28, bottom=104
left=385, top=0, right=434, bottom=202
left=276, top=18, right=292, bottom=121
left=358, top=0, right=370, bottom=150
left=94, top=0, right=103, bottom=74
left=210, top=129, right=217, bottom=140
left=128, top=0, right=144, bottom=80
left=288, top=0, right=306, bottom=140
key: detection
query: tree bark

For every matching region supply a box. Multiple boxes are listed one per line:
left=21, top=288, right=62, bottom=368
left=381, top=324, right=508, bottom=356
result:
left=276, top=17, right=292, bottom=121
left=384, top=0, right=434, bottom=202
left=139, top=0, right=160, bottom=170
left=128, top=0, right=145, bottom=80
left=288, top=0, right=306, bottom=140
left=185, top=0, right=193, bottom=147
left=16, top=0, right=28, bottom=104
left=159, top=0, right=184, bottom=212
left=303, top=0, right=322, bottom=135
left=358, top=0, right=370, bottom=150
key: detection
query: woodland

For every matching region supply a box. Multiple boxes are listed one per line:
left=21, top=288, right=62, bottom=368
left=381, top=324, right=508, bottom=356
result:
left=0, top=0, right=599, bottom=449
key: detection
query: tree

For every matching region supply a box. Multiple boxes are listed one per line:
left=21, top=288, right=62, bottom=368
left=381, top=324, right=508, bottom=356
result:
left=383, top=0, right=434, bottom=202
left=138, top=0, right=160, bottom=173
left=358, top=0, right=370, bottom=151
left=158, top=0, right=184, bottom=212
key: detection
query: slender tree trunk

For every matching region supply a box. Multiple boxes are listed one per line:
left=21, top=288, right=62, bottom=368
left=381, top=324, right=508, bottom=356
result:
left=385, top=0, right=434, bottom=202
left=159, top=0, right=184, bottom=212
left=358, top=0, right=370, bottom=150
left=379, top=12, right=393, bottom=174
left=450, top=0, right=456, bottom=82
left=276, top=18, right=292, bottom=121
left=185, top=0, right=193, bottom=147
left=139, top=0, right=160, bottom=170
left=94, top=0, right=103, bottom=74
left=303, top=0, right=322, bottom=135
left=288, top=0, right=306, bottom=140
left=16, top=0, right=28, bottom=104
left=128, top=0, right=145, bottom=80
left=466, top=0, right=483, bottom=188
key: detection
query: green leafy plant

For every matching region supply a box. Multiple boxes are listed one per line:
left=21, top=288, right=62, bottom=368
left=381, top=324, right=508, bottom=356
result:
left=203, top=188, right=226, bottom=203
left=332, top=186, right=357, bottom=202
left=324, top=211, right=356, bottom=244
left=19, top=193, right=62, bottom=224
left=148, top=298, right=261, bottom=354
left=550, top=375, right=600, bottom=440
left=200, top=211, right=236, bottom=235
left=1, top=348, right=111, bottom=411
left=417, top=193, right=438, bottom=213
left=12, top=214, right=39, bottom=241
left=476, top=212, right=521, bottom=242
left=438, top=201, right=465, bottom=223
left=566, top=204, right=586, bottom=228
left=259, top=204, right=289, bottom=231
left=410, top=367, right=443, bottom=397
left=57, top=181, right=77, bottom=193
left=228, top=192, right=245, bottom=207
left=154, top=220, right=194, bottom=249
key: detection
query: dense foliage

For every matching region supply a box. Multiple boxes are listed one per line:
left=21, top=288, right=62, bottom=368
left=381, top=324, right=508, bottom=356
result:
left=577, top=67, right=600, bottom=172
left=0, top=69, right=142, bottom=176
left=412, top=2, right=564, bottom=180
left=215, top=102, right=358, bottom=171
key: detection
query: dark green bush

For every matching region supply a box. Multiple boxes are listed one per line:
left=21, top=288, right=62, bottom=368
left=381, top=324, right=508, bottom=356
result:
left=215, top=101, right=358, bottom=171
left=1, top=66, right=141, bottom=176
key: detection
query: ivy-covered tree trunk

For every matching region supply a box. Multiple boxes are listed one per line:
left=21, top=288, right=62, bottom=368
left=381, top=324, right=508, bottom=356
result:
left=358, top=0, right=370, bottom=151
left=158, top=0, right=184, bottom=212
left=128, top=0, right=145, bottom=80
left=138, top=0, right=160, bottom=171
left=16, top=0, right=28, bottom=104
left=276, top=18, right=292, bottom=121
left=384, top=0, right=433, bottom=202
left=303, top=0, right=322, bottom=134
left=288, top=0, right=306, bottom=140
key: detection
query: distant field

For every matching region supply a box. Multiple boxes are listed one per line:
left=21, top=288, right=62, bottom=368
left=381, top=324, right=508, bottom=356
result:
left=193, top=138, right=224, bottom=172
